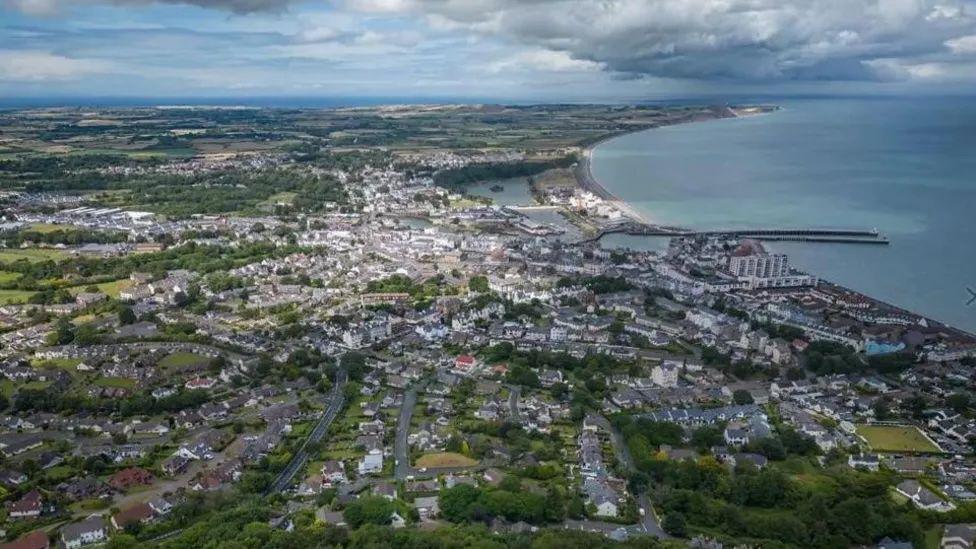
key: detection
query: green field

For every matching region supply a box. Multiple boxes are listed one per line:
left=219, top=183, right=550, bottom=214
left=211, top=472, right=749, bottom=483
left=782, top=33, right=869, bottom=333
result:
left=857, top=424, right=942, bottom=453
left=0, top=271, right=22, bottom=284
left=415, top=452, right=478, bottom=468
left=27, top=223, right=71, bottom=234
left=158, top=352, right=211, bottom=371
left=31, top=358, right=82, bottom=372
left=94, top=377, right=137, bottom=389
left=0, top=248, right=68, bottom=263
left=0, top=289, right=37, bottom=304
left=68, top=278, right=134, bottom=298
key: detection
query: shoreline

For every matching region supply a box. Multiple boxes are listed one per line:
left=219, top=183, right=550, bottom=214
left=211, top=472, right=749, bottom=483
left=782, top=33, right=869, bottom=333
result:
left=575, top=105, right=752, bottom=227
left=580, top=106, right=975, bottom=340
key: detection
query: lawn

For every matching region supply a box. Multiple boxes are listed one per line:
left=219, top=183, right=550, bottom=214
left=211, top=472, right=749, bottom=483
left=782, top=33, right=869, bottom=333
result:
left=158, top=352, right=211, bottom=371
left=31, top=358, right=82, bottom=372
left=0, top=289, right=36, bottom=304
left=0, top=271, right=22, bottom=284
left=856, top=424, right=942, bottom=453
left=415, top=452, right=478, bottom=468
left=27, top=223, right=71, bottom=234
left=68, top=279, right=134, bottom=298
left=94, top=377, right=137, bottom=390
left=0, top=248, right=68, bottom=263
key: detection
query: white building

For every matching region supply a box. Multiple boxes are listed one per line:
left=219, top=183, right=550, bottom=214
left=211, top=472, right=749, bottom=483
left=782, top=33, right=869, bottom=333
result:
left=651, top=363, right=680, bottom=388
left=357, top=448, right=383, bottom=475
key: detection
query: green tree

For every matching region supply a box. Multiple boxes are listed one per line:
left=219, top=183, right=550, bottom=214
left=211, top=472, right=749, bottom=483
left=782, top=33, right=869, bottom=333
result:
left=662, top=512, right=687, bottom=537
left=468, top=276, right=489, bottom=293
left=118, top=306, right=136, bottom=325
left=342, top=496, right=394, bottom=528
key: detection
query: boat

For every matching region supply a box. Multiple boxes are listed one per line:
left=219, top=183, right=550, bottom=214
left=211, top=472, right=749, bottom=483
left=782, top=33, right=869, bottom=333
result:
left=489, top=184, right=504, bottom=192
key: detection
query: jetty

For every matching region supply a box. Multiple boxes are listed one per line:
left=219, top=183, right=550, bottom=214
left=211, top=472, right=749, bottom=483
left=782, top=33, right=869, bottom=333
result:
left=583, top=222, right=889, bottom=245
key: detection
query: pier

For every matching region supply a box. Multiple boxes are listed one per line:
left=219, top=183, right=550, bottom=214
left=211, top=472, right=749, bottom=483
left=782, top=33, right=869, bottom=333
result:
left=583, top=222, right=889, bottom=245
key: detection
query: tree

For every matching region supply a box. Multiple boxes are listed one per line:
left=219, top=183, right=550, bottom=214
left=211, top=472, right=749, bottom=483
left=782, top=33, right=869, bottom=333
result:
left=947, top=393, right=971, bottom=414
left=118, top=306, right=136, bottom=325
left=662, top=512, right=688, bottom=537
left=732, top=389, right=754, bottom=405
left=468, top=276, right=489, bottom=293
left=343, top=496, right=394, bottom=528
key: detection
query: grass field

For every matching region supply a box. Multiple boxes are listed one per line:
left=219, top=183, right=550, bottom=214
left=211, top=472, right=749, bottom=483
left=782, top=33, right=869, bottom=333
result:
left=94, top=377, right=137, bottom=389
left=0, top=248, right=68, bottom=263
left=415, top=452, right=478, bottom=468
left=0, top=271, right=22, bottom=284
left=0, top=289, right=36, bottom=304
left=857, top=424, right=942, bottom=453
left=68, top=279, right=134, bottom=298
left=158, top=352, right=210, bottom=371
left=26, top=223, right=71, bottom=234
left=31, top=358, right=82, bottom=372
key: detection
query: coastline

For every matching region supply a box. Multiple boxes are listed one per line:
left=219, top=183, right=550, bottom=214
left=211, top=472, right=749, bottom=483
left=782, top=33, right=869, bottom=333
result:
left=575, top=105, right=755, bottom=226
left=581, top=107, right=975, bottom=339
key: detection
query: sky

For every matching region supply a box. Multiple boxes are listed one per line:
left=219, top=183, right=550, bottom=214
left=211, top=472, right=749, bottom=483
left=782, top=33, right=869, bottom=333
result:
left=2, top=0, right=976, bottom=101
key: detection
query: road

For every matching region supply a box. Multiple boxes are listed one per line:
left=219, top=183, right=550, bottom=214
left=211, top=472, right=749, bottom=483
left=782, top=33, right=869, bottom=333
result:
left=394, top=385, right=419, bottom=481
left=267, top=368, right=348, bottom=494
left=507, top=385, right=521, bottom=422
left=587, top=414, right=667, bottom=538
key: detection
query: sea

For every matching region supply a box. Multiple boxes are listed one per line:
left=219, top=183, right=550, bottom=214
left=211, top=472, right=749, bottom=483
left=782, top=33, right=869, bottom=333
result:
left=590, top=97, right=976, bottom=334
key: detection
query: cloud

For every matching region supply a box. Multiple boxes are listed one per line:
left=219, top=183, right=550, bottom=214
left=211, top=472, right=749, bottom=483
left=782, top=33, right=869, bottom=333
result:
left=946, top=34, right=976, bottom=53
left=339, top=0, right=976, bottom=82
left=0, top=50, right=112, bottom=80
left=487, top=49, right=604, bottom=74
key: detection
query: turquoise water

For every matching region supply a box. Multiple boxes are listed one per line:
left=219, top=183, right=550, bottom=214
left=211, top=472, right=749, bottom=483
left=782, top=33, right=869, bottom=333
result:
left=591, top=97, right=976, bottom=333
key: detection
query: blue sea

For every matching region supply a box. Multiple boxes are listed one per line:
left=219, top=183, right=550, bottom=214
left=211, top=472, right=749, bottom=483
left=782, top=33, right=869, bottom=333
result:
left=591, top=97, right=976, bottom=333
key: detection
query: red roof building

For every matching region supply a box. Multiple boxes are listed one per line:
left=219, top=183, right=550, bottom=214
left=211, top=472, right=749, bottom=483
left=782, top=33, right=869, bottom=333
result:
left=454, top=355, right=476, bottom=370
left=8, top=490, right=42, bottom=519
left=111, top=502, right=154, bottom=530
left=108, top=467, right=155, bottom=490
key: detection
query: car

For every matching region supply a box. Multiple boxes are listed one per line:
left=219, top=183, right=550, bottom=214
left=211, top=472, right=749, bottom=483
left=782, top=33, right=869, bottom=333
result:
left=639, top=508, right=646, bottom=517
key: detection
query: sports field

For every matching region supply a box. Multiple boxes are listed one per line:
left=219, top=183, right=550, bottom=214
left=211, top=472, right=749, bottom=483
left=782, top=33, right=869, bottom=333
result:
left=856, top=424, right=941, bottom=453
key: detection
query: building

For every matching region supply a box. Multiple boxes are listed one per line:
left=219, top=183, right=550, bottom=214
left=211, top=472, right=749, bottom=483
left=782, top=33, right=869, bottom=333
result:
left=357, top=448, right=383, bottom=475
left=9, top=490, right=43, bottom=520
left=942, top=524, right=976, bottom=549
left=60, top=516, right=107, bottom=549
left=896, top=480, right=956, bottom=512
left=414, top=496, right=440, bottom=521
left=111, top=502, right=155, bottom=530
left=651, top=363, right=679, bottom=388
left=108, top=467, right=155, bottom=490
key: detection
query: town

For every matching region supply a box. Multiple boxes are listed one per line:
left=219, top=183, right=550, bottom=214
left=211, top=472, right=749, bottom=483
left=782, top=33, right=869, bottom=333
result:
left=0, top=104, right=973, bottom=549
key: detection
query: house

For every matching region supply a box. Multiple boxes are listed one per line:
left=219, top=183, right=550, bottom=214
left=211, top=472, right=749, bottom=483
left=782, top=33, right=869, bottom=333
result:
left=414, top=495, right=440, bottom=521
left=942, top=523, right=976, bottom=549
left=454, top=355, right=477, bottom=371
left=896, top=480, right=956, bottom=512
left=148, top=497, right=173, bottom=516
left=111, top=502, right=155, bottom=530
left=0, top=531, right=49, bottom=549
left=60, top=516, right=107, bottom=549
left=358, top=448, right=383, bottom=475
left=372, top=482, right=397, bottom=500
left=320, top=460, right=347, bottom=487
left=108, top=467, right=155, bottom=490
left=848, top=453, right=881, bottom=471
left=9, top=490, right=43, bottom=519
left=582, top=477, right=621, bottom=517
